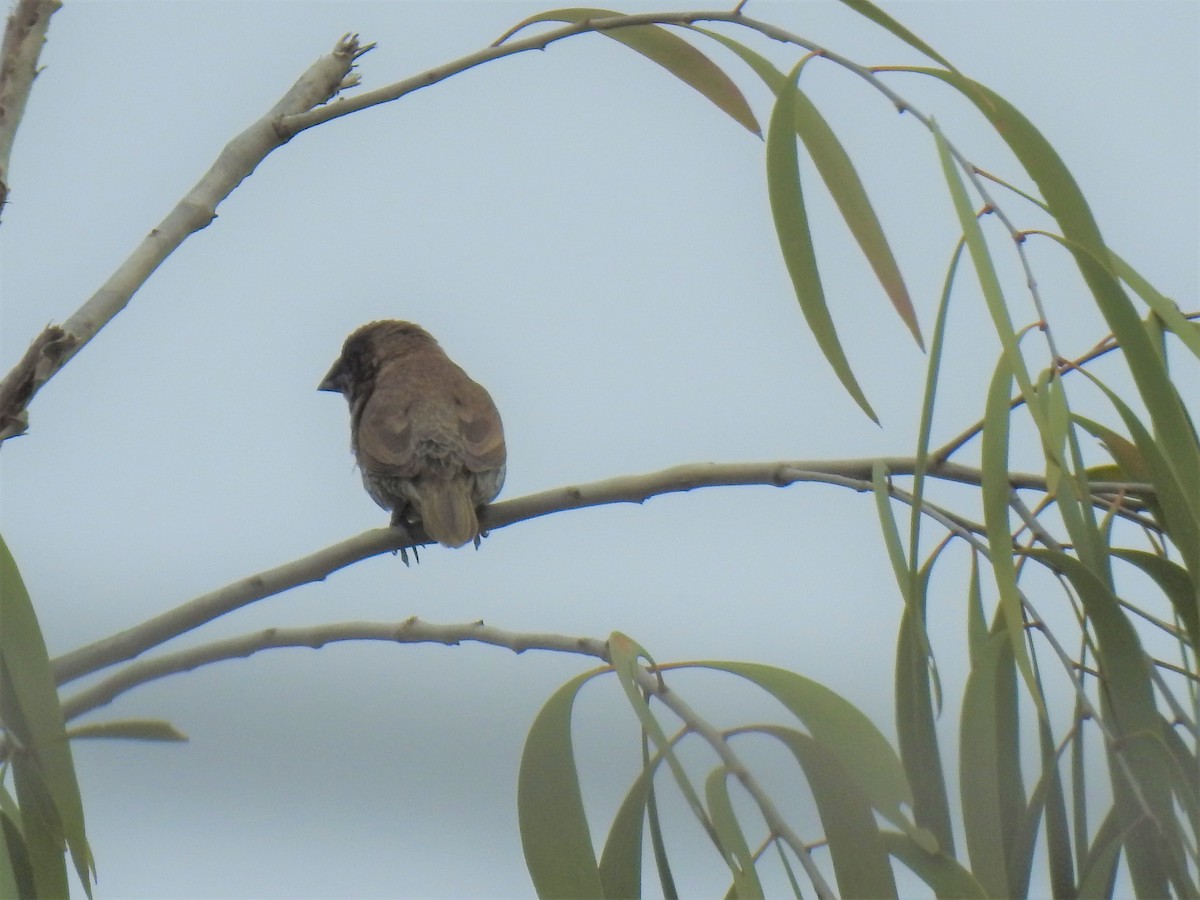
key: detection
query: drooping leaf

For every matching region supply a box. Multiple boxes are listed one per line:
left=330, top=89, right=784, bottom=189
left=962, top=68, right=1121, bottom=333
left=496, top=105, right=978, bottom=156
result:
left=517, top=668, right=608, bottom=898
left=0, top=534, right=93, bottom=895
left=598, top=734, right=678, bottom=900
left=0, top=809, right=30, bottom=899
left=685, top=661, right=930, bottom=849
left=1027, top=230, right=1200, bottom=362
left=509, top=9, right=759, bottom=134
left=691, top=28, right=921, bottom=347
left=932, top=120, right=1036, bottom=414
left=873, top=461, right=910, bottom=599
left=895, top=549, right=954, bottom=855
left=835, top=0, right=958, bottom=71
left=1033, top=715, right=1075, bottom=898
left=767, top=59, right=878, bottom=422
left=1076, top=807, right=1124, bottom=899
left=1025, top=549, right=1188, bottom=897
left=879, top=829, right=986, bottom=898
left=1076, top=379, right=1200, bottom=586
left=1110, top=549, right=1199, bottom=654
left=756, top=725, right=897, bottom=898
left=608, top=634, right=723, bottom=866
left=889, top=248, right=962, bottom=857
left=705, top=769, right=762, bottom=899
left=979, top=355, right=1041, bottom=709
left=959, top=631, right=1024, bottom=899
left=905, top=68, right=1200, bottom=512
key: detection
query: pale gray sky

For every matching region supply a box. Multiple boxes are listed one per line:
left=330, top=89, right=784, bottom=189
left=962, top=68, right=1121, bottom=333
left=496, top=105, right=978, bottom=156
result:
left=1, top=1, right=1197, bottom=897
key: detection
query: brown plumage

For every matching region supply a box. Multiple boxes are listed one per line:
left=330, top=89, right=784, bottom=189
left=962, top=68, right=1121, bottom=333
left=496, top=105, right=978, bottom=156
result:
left=319, top=320, right=506, bottom=549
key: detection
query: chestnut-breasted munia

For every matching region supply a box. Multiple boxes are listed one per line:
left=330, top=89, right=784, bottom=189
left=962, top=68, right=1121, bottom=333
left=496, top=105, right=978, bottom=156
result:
left=319, top=320, right=506, bottom=548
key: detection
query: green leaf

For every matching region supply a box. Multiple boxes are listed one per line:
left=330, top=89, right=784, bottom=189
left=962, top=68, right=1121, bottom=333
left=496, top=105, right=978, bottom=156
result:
left=1028, top=230, right=1200, bottom=362
left=1159, top=722, right=1200, bottom=847
left=791, top=84, right=922, bottom=347
left=1073, top=412, right=1168, bottom=540
left=965, top=550, right=988, bottom=666
left=0, top=810, right=31, bottom=899
left=1024, top=549, right=1186, bottom=897
left=513, top=9, right=759, bottom=135
left=958, top=631, right=1024, bottom=899
left=1076, top=807, right=1123, bottom=899
left=608, top=635, right=729, bottom=879
left=767, top=59, right=878, bottom=422
left=932, top=120, right=1036, bottom=414
left=517, top=668, right=608, bottom=898
left=757, top=726, right=897, bottom=898
left=705, top=769, right=762, bottom=899
left=911, top=238, right=965, bottom=556
left=879, top=830, right=987, bottom=898
left=0, top=533, right=93, bottom=895
left=688, top=661, right=929, bottom=848
left=906, top=67, right=1200, bottom=512
left=66, top=719, right=189, bottom=743
left=7, top=748, right=68, bottom=900
left=979, top=355, right=1041, bottom=709
left=693, top=28, right=920, bottom=348
left=872, top=461, right=910, bottom=599
left=598, top=743, right=665, bottom=899
left=895, top=552, right=954, bottom=855
left=890, top=246, right=961, bottom=858
left=1110, top=549, right=1199, bottom=655
left=1075, top=417, right=1148, bottom=482
left=835, top=0, right=957, bottom=71
left=1034, top=716, right=1075, bottom=899
left=1108, top=250, right=1200, bottom=361
left=1048, top=376, right=1109, bottom=577
left=1076, top=383, right=1200, bottom=583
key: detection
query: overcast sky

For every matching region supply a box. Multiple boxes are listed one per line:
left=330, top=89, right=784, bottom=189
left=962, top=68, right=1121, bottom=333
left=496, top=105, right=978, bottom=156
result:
left=1, top=1, right=1197, bottom=897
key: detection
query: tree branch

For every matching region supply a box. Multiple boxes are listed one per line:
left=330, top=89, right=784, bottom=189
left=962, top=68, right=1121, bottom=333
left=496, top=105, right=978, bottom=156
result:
left=0, top=33, right=373, bottom=443
left=55, top=616, right=835, bottom=896
left=51, top=456, right=1151, bottom=688
left=645, top=669, right=835, bottom=898
left=0, top=0, right=59, bottom=218
left=60, top=618, right=610, bottom=722
left=281, top=11, right=839, bottom=136
left=0, top=324, right=75, bottom=440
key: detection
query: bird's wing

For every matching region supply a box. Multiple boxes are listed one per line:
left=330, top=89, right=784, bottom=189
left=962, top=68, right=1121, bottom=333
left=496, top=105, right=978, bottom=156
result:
left=355, top=386, right=420, bottom=476
left=452, top=376, right=506, bottom=472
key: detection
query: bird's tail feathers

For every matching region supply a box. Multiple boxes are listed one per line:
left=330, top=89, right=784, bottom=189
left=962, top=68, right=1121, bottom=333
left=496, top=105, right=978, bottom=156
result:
left=418, top=481, right=479, bottom=549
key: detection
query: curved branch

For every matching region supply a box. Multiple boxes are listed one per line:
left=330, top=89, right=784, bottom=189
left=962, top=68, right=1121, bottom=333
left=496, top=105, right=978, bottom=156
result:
left=60, top=618, right=610, bottom=723
left=639, top=665, right=835, bottom=898
left=56, top=616, right=834, bottom=895
left=0, top=33, right=374, bottom=442
left=281, top=11, right=816, bottom=135
left=51, top=456, right=1150, bottom=688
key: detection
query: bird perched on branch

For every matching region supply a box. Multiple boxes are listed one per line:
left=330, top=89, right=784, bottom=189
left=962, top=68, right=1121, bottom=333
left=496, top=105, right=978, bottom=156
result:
left=319, top=320, right=506, bottom=550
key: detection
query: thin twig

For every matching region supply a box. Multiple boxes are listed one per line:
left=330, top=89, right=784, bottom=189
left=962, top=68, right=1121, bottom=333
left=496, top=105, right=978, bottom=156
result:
left=643, top=668, right=836, bottom=898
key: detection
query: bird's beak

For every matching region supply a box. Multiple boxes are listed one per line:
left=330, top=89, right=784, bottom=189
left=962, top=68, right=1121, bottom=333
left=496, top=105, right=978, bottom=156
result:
left=318, top=362, right=342, bottom=393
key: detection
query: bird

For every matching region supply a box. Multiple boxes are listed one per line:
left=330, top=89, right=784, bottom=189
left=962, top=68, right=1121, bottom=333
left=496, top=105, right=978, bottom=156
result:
left=318, top=320, right=506, bottom=550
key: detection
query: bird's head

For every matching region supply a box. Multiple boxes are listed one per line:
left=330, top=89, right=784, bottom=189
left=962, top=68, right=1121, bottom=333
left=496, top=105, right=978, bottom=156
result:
left=318, top=319, right=436, bottom=397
